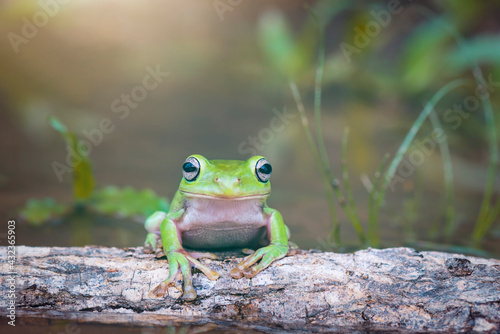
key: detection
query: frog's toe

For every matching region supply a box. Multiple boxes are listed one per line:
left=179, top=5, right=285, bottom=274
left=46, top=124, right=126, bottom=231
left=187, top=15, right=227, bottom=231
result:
left=143, top=244, right=154, bottom=254
left=241, top=248, right=255, bottom=255
left=229, top=266, right=245, bottom=279
left=230, top=257, right=254, bottom=278
left=230, top=250, right=263, bottom=279
left=242, top=266, right=260, bottom=278
left=188, top=251, right=218, bottom=260
left=173, top=271, right=183, bottom=291
left=230, top=244, right=288, bottom=279
left=182, top=284, right=197, bottom=301
left=144, top=233, right=159, bottom=254
left=149, top=281, right=171, bottom=298
left=155, top=248, right=166, bottom=258
left=181, top=251, right=220, bottom=281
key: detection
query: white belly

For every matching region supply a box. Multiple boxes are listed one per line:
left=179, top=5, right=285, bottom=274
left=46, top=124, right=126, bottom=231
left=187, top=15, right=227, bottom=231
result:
left=176, top=197, right=269, bottom=250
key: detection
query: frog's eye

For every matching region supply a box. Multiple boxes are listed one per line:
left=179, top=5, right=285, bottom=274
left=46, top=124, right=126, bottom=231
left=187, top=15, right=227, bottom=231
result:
left=182, top=157, right=200, bottom=181
left=255, top=158, right=272, bottom=183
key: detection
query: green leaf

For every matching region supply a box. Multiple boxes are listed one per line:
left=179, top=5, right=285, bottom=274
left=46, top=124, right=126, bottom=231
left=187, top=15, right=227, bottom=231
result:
left=47, top=115, right=94, bottom=200
left=258, top=10, right=300, bottom=78
left=89, top=186, right=169, bottom=219
left=400, top=17, right=451, bottom=92
left=446, top=34, right=500, bottom=71
left=20, top=198, right=68, bottom=225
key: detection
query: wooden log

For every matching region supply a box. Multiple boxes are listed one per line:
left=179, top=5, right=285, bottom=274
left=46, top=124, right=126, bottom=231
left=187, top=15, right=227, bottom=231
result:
left=1, top=246, right=499, bottom=333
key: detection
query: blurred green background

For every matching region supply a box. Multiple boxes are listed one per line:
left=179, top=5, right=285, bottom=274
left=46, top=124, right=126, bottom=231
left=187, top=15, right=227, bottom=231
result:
left=0, top=0, right=499, bottom=256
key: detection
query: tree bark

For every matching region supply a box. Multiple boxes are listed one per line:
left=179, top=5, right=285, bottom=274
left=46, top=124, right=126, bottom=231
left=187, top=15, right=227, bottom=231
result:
left=1, top=246, right=499, bottom=333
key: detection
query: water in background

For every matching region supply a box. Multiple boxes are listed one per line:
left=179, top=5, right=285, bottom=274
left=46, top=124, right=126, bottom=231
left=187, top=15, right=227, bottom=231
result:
left=0, top=0, right=499, bottom=275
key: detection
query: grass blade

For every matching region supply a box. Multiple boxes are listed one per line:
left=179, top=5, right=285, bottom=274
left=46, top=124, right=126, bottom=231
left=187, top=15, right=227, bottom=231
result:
left=306, top=6, right=331, bottom=178
left=471, top=80, right=498, bottom=243
left=428, top=111, right=456, bottom=238
left=414, top=5, right=499, bottom=249
left=371, top=79, right=469, bottom=241
left=341, top=127, right=366, bottom=244
left=368, top=153, right=390, bottom=246
left=289, top=82, right=340, bottom=245
left=484, top=198, right=500, bottom=230
left=306, top=6, right=368, bottom=244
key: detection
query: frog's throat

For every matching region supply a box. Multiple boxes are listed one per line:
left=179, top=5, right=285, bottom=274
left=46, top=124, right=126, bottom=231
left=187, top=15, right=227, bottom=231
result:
left=179, top=191, right=270, bottom=200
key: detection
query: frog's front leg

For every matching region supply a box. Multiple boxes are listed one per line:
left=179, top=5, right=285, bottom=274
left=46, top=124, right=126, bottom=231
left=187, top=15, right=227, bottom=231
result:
left=149, top=210, right=220, bottom=301
left=230, top=208, right=289, bottom=279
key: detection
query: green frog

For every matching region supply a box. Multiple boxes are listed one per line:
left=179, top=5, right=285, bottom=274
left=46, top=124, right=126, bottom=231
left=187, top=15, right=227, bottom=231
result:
left=144, top=154, right=290, bottom=301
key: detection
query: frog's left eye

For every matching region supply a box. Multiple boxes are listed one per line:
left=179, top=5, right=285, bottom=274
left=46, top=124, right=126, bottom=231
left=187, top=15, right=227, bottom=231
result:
left=182, top=157, right=200, bottom=181
left=255, top=158, right=272, bottom=183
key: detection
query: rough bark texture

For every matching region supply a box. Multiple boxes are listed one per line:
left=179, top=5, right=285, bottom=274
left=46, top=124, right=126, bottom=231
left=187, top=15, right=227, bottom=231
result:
left=1, top=246, right=499, bottom=333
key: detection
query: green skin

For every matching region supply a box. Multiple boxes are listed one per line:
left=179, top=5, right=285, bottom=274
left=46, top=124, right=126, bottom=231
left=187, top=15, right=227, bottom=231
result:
left=144, top=154, right=289, bottom=301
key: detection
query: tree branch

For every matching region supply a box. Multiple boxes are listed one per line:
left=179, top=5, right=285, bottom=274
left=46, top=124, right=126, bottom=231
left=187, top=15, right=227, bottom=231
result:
left=2, top=246, right=499, bottom=333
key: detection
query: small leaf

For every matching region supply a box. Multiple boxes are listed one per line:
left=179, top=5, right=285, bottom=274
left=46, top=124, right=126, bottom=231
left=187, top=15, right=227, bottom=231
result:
left=258, top=10, right=299, bottom=78
left=20, top=198, right=68, bottom=225
left=89, top=186, right=169, bottom=219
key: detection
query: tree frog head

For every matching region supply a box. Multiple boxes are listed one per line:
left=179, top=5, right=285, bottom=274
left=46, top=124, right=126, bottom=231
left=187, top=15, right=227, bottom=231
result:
left=179, top=154, right=272, bottom=199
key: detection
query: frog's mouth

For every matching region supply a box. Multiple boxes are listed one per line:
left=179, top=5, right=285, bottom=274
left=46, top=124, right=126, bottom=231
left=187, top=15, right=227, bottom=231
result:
left=180, top=191, right=270, bottom=200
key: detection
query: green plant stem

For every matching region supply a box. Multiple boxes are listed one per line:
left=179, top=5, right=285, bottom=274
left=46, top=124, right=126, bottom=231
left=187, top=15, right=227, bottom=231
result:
left=306, top=7, right=367, bottom=244
left=341, top=128, right=366, bottom=244
left=308, top=7, right=343, bottom=244
left=484, top=198, right=500, bottom=229
left=428, top=111, right=456, bottom=238
left=47, top=115, right=94, bottom=200
left=408, top=170, right=423, bottom=242
left=471, top=90, right=499, bottom=243
left=371, top=79, right=469, bottom=242
left=414, top=5, right=499, bottom=249
left=441, top=13, right=498, bottom=245
left=368, top=153, right=390, bottom=247
left=308, top=7, right=331, bottom=179
left=289, top=82, right=340, bottom=245
left=291, top=78, right=366, bottom=244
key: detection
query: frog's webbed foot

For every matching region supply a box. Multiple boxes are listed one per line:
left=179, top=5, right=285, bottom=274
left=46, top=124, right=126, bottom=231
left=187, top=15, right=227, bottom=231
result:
left=154, top=241, right=166, bottom=258
left=144, top=212, right=167, bottom=253
left=149, top=250, right=220, bottom=301
left=143, top=232, right=166, bottom=258
left=287, top=241, right=302, bottom=255
left=230, top=243, right=288, bottom=279
left=149, top=271, right=183, bottom=299
left=143, top=233, right=161, bottom=254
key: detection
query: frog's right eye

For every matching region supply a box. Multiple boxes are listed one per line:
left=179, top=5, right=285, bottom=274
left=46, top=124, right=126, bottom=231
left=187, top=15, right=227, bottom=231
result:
left=255, top=158, right=272, bottom=183
left=182, top=157, right=200, bottom=181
